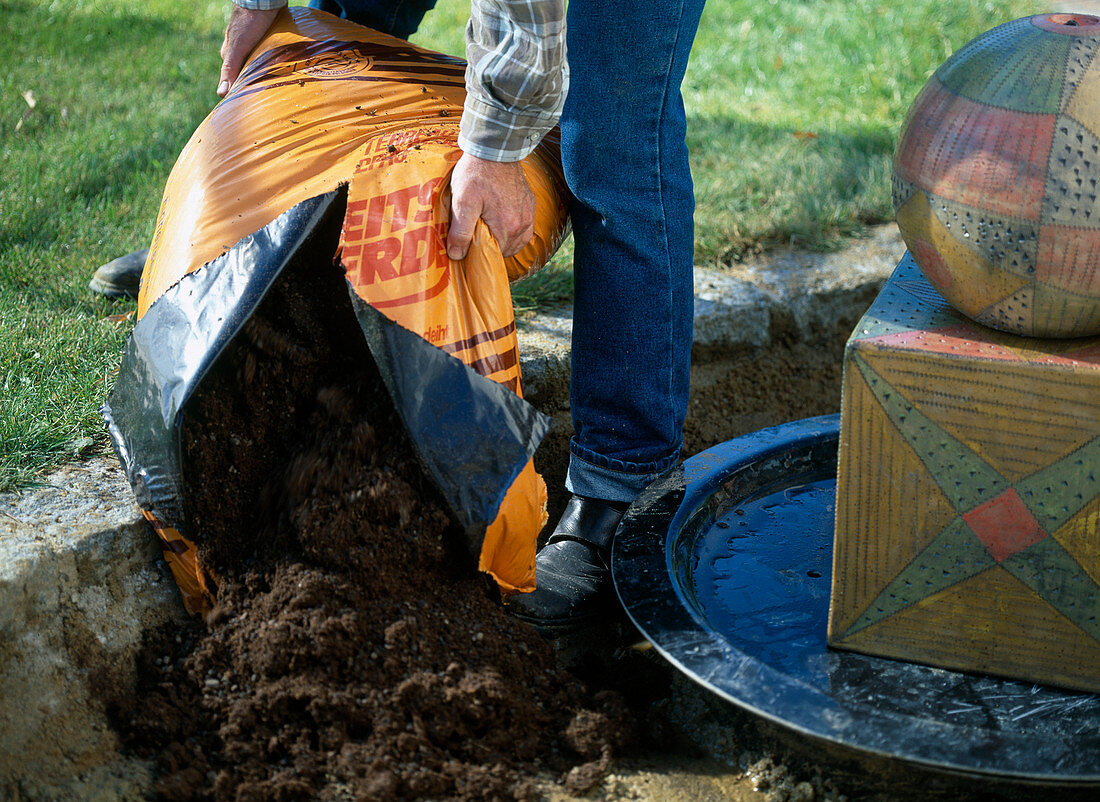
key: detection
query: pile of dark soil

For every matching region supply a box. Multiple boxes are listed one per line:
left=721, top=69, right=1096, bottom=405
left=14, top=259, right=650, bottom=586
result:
left=110, top=249, right=637, bottom=800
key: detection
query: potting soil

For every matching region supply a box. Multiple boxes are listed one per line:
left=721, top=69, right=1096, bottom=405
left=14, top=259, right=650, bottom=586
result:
left=110, top=251, right=635, bottom=801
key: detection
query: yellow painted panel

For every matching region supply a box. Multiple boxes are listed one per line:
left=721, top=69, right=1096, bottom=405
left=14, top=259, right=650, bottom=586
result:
left=1053, top=493, right=1100, bottom=589
left=1065, top=59, right=1100, bottom=138
left=830, top=361, right=955, bottom=635
left=834, top=568, right=1100, bottom=693
left=861, top=347, right=1100, bottom=483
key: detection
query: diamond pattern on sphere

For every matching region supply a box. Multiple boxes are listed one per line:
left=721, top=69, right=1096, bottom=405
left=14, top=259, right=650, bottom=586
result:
left=894, top=83, right=1055, bottom=220
left=937, top=17, right=1067, bottom=114
left=973, top=285, right=1034, bottom=333
left=1042, top=115, right=1100, bottom=228
left=890, top=173, right=919, bottom=212
left=1062, top=32, right=1100, bottom=122
left=1032, top=280, right=1100, bottom=335
left=962, top=488, right=1048, bottom=562
left=892, top=14, right=1100, bottom=336
left=896, top=193, right=1034, bottom=325
left=908, top=236, right=955, bottom=290
left=1036, top=222, right=1100, bottom=294
left=930, top=197, right=1039, bottom=273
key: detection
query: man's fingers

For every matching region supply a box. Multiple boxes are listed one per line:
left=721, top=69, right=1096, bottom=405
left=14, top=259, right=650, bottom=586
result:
left=217, top=58, right=238, bottom=98
left=447, top=197, right=481, bottom=261
left=447, top=153, right=535, bottom=261
left=217, top=6, right=280, bottom=98
left=218, top=32, right=243, bottom=98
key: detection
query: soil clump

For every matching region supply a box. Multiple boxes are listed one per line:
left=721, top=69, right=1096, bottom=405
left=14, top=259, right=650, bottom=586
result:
left=109, top=251, right=637, bottom=800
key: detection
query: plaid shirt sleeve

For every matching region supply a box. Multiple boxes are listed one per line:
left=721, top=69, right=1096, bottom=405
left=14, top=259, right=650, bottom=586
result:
left=234, top=0, right=287, bottom=10
left=459, top=0, right=568, bottom=162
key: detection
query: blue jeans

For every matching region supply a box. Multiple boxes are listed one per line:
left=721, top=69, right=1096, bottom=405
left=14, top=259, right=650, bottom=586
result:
left=314, top=0, right=706, bottom=503
left=560, top=0, right=705, bottom=503
left=308, top=0, right=437, bottom=40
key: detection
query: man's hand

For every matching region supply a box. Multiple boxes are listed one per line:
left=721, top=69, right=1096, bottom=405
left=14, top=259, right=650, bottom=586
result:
left=447, top=153, right=535, bottom=261
left=218, top=5, right=281, bottom=97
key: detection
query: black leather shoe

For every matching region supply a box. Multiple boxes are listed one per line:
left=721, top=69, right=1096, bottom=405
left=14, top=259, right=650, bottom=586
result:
left=506, top=494, right=629, bottom=634
left=89, top=249, right=148, bottom=299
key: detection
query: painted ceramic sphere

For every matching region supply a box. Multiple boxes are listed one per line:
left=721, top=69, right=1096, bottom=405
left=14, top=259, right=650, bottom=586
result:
left=893, top=13, right=1100, bottom=338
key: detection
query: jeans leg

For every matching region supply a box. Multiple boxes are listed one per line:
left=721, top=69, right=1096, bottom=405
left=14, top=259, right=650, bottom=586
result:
left=561, top=0, right=706, bottom=503
left=308, top=0, right=438, bottom=39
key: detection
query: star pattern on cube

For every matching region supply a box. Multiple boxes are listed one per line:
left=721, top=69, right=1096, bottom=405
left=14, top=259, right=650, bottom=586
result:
left=842, top=355, right=1100, bottom=641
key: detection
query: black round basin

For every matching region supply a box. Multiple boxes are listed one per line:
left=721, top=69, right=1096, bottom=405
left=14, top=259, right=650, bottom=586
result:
left=612, top=414, right=1100, bottom=786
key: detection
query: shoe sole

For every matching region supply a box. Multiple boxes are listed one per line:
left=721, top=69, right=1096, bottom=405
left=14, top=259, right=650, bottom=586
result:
left=510, top=608, right=642, bottom=667
left=89, top=277, right=138, bottom=299
left=509, top=609, right=602, bottom=637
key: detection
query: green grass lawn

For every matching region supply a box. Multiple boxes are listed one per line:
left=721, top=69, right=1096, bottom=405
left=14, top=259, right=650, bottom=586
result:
left=0, top=0, right=1044, bottom=491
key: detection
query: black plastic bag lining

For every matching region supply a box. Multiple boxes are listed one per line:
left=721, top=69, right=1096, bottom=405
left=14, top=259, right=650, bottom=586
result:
left=104, top=188, right=549, bottom=559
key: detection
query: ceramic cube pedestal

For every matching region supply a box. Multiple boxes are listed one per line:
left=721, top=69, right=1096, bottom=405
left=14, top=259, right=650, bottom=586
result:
left=829, top=253, right=1100, bottom=692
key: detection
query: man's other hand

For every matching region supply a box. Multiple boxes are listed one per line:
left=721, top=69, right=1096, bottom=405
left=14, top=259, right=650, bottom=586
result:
left=218, top=5, right=281, bottom=97
left=447, top=154, right=535, bottom=261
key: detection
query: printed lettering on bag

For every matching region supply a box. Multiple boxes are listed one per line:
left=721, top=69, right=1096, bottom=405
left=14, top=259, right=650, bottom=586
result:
left=353, top=130, right=454, bottom=171
left=298, top=49, right=373, bottom=78
left=343, top=176, right=446, bottom=288
left=355, top=138, right=409, bottom=171
left=424, top=324, right=448, bottom=344
left=247, top=41, right=374, bottom=83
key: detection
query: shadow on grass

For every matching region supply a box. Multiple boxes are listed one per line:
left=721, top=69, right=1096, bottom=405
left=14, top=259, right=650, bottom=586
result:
left=687, top=111, right=896, bottom=264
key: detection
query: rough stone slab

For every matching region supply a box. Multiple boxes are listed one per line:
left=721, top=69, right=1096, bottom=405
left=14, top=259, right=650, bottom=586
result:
left=721, top=225, right=907, bottom=337
left=0, top=457, right=186, bottom=800
left=518, top=225, right=903, bottom=402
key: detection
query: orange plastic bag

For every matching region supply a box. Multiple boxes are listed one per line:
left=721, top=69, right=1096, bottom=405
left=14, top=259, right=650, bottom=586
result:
left=132, top=8, right=567, bottom=613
